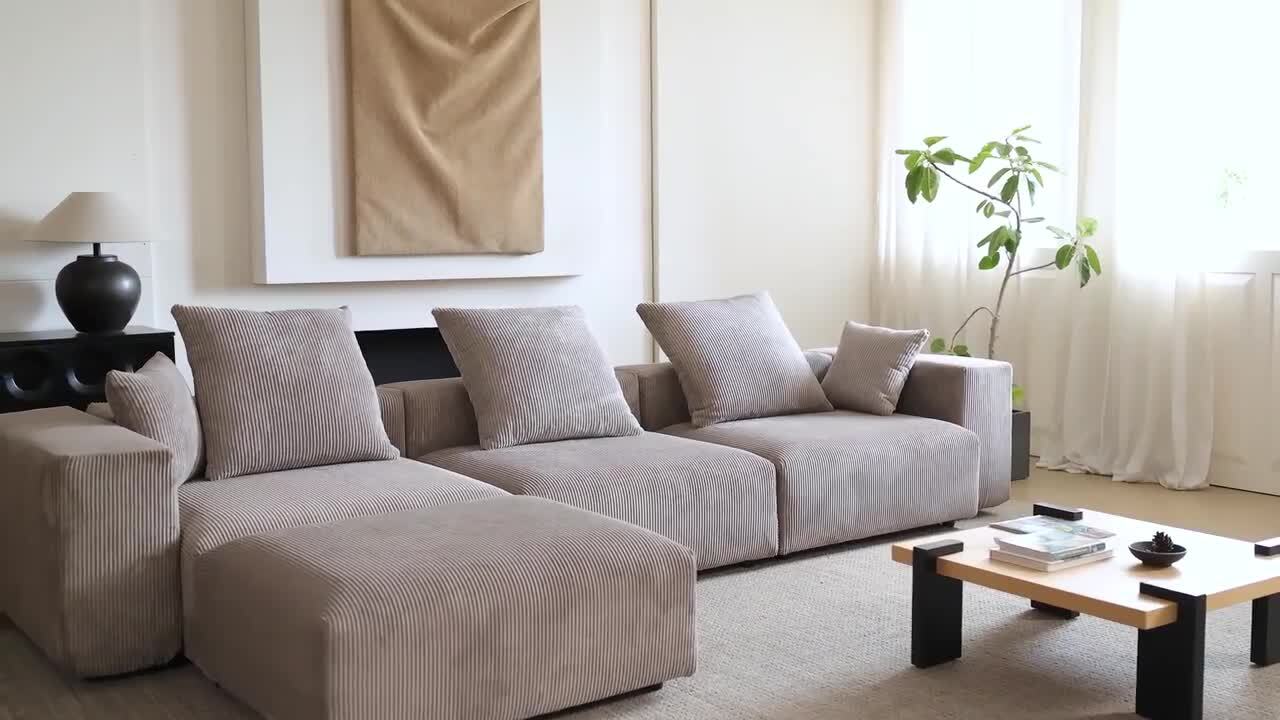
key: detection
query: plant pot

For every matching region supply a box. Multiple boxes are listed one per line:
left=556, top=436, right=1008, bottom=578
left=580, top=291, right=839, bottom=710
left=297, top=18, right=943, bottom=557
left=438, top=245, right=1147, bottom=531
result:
left=1011, top=409, right=1031, bottom=481
left=1129, top=541, right=1187, bottom=567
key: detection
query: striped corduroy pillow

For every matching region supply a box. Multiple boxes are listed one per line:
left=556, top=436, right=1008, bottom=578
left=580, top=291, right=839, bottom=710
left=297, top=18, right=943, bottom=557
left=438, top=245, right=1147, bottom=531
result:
left=172, top=305, right=398, bottom=480
left=821, top=321, right=929, bottom=415
left=105, top=352, right=205, bottom=485
left=636, top=292, right=832, bottom=427
left=433, top=305, right=643, bottom=450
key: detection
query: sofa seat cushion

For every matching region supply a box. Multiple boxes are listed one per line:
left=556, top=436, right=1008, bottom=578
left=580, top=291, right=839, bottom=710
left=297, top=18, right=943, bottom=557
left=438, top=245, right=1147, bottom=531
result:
left=186, top=497, right=697, bottom=720
left=423, top=433, right=779, bottom=569
left=665, top=411, right=980, bottom=554
left=178, top=458, right=505, bottom=625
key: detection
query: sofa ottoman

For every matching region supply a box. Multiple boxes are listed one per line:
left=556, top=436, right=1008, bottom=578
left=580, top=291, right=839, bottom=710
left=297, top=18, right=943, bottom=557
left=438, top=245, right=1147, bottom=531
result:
left=186, top=496, right=697, bottom=720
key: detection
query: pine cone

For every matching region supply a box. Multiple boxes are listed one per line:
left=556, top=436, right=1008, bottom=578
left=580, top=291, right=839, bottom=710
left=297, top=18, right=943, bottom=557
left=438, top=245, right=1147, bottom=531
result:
left=1151, top=531, right=1176, bottom=553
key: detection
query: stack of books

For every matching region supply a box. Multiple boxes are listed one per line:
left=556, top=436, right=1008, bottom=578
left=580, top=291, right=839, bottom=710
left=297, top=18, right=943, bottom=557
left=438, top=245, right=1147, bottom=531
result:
left=988, top=515, right=1116, bottom=572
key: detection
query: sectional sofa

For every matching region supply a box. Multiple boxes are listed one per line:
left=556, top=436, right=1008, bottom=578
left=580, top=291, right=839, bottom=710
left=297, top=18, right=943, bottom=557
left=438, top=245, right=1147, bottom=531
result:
left=0, top=305, right=1010, bottom=720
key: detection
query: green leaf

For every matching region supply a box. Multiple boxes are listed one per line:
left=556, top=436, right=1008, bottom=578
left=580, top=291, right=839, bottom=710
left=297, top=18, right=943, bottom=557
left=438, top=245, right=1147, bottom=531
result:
left=931, top=148, right=958, bottom=165
left=1035, top=161, right=1061, bottom=172
left=1078, top=256, right=1092, bottom=287
left=1000, top=174, right=1019, bottom=203
left=1085, top=244, right=1102, bottom=274
left=1012, top=384, right=1026, bottom=409
left=1011, top=124, right=1033, bottom=135
left=977, top=227, right=1001, bottom=248
left=930, top=337, right=947, bottom=353
left=921, top=168, right=940, bottom=202
left=1026, top=177, right=1037, bottom=205
left=997, top=144, right=1012, bottom=158
left=983, top=202, right=995, bottom=218
left=1077, top=216, right=1099, bottom=237
left=1015, top=146, right=1030, bottom=158
left=978, top=255, right=1000, bottom=270
left=994, top=210, right=1011, bottom=218
left=1015, top=135, right=1041, bottom=144
left=953, top=344, right=971, bottom=357
left=1024, top=216, right=1045, bottom=223
left=1055, top=244, right=1075, bottom=269
left=924, top=135, right=947, bottom=147
left=906, top=165, right=923, bottom=203
left=987, top=167, right=1012, bottom=188
left=1030, top=167, right=1045, bottom=186
left=894, top=149, right=913, bottom=155
left=904, top=151, right=923, bottom=170
left=967, top=153, right=989, bottom=174
left=1047, top=225, right=1070, bottom=239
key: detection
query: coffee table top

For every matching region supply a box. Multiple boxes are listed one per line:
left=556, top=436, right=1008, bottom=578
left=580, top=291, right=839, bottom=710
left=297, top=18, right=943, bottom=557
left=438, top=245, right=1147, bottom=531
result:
left=891, top=510, right=1280, bottom=629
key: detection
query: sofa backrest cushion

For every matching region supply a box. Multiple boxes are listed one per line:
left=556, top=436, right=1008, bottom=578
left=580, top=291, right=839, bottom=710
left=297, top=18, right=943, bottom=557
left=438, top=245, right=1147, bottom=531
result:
left=432, top=305, right=643, bottom=450
left=636, top=292, right=833, bottom=427
left=172, top=305, right=398, bottom=480
left=105, top=352, right=205, bottom=485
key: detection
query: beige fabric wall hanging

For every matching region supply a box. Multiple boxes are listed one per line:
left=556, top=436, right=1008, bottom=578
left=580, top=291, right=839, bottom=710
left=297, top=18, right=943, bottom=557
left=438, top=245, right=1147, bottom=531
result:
left=348, top=0, right=544, bottom=256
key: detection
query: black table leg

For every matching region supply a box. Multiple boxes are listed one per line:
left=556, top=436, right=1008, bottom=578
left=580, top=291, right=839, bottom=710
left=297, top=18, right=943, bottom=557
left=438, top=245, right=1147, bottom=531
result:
left=1136, top=584, right=1206, bottom=720
left=1253, top=592, right=1279, bottom=667
left=911, top=539, right=964, bottom=669
left=1030, top=600, right=1080, bottom=619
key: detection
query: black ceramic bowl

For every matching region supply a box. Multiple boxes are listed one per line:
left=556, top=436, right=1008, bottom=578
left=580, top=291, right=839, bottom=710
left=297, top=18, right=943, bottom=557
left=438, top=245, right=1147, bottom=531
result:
left=1129, top=541, right=1187, bottom=567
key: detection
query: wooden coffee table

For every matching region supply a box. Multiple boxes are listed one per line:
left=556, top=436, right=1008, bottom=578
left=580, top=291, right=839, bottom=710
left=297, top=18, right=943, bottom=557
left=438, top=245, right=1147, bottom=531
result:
left=891, top=507, right=1280, bottom=720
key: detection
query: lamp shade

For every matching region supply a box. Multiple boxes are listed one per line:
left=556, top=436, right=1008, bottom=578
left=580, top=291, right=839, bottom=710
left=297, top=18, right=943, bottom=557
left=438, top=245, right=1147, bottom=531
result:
left=28, top=192, right=149, bottom=245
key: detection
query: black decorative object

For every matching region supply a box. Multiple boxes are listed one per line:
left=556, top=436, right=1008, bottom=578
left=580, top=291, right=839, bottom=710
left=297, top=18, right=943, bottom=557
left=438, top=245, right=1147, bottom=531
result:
left=1130, top=532, right=1187, bottom=567
left=0, top=326, right=174, bottom=413
left=27, top=192, right=150, bottom=335
left=910, top=539, right=964, bottom=668
left=1033, top=502, right=1084, bottom=521
left=54, top=244, right=142, bottom=333
left=1011, top=409, right=1031, bottom=481
left=1136, top=583, right=1206, bottom=720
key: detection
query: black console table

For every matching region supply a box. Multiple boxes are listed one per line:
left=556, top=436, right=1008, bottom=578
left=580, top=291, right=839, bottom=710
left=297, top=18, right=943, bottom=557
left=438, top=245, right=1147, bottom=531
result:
left=0, top=326, right=175, bottom=413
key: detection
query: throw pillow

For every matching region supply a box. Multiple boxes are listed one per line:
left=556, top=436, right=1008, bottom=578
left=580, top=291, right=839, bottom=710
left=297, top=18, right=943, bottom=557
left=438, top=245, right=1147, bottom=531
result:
left=105, top=352, right=204, bottom=485
left=636, top=292, right=832, bottom=427
left=432, top=305, right=643, bottom=450
left=172, top=305, right=398, bottom=480
left=822, top=321, right=929, bottom=415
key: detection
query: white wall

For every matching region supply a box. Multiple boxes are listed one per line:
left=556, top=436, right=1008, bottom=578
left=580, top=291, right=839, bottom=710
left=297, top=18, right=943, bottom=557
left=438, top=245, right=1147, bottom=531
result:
left=1, top=0, right=654, bottom=365
left=653, top=0, right=879, bottom=348
left=1, top=0, right=876, bottom=366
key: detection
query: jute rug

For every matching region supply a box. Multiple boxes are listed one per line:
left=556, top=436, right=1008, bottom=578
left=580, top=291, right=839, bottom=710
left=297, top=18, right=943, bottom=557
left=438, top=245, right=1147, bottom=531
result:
left=2, top=501, right=1276, bottom=719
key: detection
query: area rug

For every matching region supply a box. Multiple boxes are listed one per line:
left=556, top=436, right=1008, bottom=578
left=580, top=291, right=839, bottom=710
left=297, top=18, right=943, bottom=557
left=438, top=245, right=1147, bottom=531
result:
left=1, top=501, right=1276, bottom=719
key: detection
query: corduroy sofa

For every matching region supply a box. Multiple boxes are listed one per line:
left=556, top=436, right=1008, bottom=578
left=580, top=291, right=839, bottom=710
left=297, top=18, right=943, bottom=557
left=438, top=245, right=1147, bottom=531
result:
left=0, top=345, right=1008, bottom=719
left=409, top=348, right=1010, bottom=565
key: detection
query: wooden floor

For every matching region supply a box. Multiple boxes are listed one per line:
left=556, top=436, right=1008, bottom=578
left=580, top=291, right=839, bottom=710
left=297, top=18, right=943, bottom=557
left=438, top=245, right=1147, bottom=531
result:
left=1012, top=465, right=1280, bottom=542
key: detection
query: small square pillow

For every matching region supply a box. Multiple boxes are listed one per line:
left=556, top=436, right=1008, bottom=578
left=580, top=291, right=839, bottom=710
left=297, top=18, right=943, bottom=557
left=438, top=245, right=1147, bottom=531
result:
left=172, top=305, right=398, bottom=480
left=105, top=352, right=204, bottom=485
left=821, top=321, right=929, bottom=415
left=433, top=305, right=643, bottom=450
left=636, top=291, right=832, bottom=427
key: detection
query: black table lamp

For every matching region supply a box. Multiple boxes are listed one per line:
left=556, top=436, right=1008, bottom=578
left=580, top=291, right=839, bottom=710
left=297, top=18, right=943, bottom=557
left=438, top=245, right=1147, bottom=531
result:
left=28, top=192, right=148, bottom=334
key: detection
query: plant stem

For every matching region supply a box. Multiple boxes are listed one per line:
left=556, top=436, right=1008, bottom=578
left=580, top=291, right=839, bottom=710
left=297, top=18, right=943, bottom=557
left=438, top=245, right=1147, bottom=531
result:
left=949, top=306, right=996, bottom=349
left=926, top=156, right=1022, bottom=359
left=1010, top=260, right=1058, bottom=277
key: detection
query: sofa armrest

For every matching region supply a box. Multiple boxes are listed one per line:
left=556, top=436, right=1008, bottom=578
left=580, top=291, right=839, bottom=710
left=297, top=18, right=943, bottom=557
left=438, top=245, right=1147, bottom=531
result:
left=895, top=355, right=1013, bottom=508
left=0, top=407, right=181, bottom=677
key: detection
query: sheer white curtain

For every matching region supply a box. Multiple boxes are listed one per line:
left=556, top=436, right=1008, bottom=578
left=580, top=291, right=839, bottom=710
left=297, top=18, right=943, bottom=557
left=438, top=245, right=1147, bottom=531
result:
left=875, top=0, right=1219, bottom=489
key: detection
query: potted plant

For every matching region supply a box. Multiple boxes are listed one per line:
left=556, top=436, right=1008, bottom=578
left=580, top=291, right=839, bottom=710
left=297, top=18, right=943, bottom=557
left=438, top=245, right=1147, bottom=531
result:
left=894, top=126, right=1102, bottom=481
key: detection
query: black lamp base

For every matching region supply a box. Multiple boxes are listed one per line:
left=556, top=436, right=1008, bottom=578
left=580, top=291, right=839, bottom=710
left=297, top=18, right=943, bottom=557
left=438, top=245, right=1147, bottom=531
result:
left=54, top=248, right=141, bottom=334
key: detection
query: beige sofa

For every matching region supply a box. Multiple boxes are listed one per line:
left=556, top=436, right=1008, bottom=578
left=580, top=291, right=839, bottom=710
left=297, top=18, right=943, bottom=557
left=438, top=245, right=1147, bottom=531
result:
left=412, top=350, right=1010, bottom=563
left=0, top=347, right=1008, bottom=719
